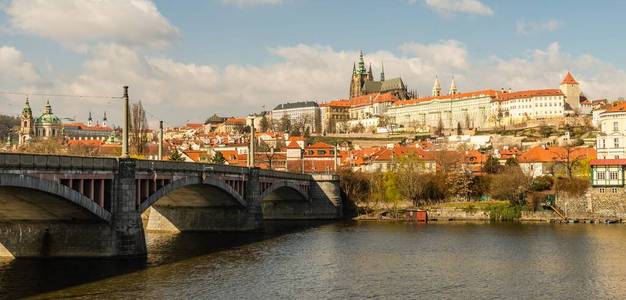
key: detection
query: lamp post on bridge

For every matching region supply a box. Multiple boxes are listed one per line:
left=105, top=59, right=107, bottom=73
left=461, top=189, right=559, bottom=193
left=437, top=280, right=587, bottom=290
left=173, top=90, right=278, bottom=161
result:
left=248, top=115, right=255, bottom=168
left=121, top=86, right=130, bottom=158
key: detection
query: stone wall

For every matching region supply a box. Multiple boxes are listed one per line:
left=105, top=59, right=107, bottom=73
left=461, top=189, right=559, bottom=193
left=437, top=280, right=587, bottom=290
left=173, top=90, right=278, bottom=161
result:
left=557, top=188, right=626, bottom=219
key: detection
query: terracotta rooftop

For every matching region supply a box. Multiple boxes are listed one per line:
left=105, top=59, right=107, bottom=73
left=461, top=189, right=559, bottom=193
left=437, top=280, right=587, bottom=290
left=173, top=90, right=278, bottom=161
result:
left=496, top=89, right=563, bottom=101
left=561, top=71, right=579, bottom=85
left=395, top=89, right=498, bottom=106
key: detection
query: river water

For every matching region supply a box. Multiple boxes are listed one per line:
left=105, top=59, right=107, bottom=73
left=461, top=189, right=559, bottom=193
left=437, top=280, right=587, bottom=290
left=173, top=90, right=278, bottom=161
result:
left=2, top=221, right=626, bottom=299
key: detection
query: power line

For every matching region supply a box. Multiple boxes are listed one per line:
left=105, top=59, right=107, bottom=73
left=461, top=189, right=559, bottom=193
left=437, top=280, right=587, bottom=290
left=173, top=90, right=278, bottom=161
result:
left=0, top=90, right=122, bottom=99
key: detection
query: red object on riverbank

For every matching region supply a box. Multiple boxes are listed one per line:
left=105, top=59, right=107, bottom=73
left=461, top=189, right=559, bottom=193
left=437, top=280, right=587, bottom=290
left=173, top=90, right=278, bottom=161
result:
left=415, top=210, right=428, bottom=223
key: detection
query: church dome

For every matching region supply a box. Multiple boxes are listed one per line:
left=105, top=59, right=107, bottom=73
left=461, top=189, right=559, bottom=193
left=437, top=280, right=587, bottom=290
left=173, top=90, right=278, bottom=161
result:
left=35, top=100, right=62, bottom=125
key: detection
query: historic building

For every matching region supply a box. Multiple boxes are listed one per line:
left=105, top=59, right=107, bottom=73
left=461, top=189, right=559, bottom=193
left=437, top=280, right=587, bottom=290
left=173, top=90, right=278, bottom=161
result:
left=271, top=101, right=321, bottom=133
left=385, top=72, right=583, bottom=132
left=19, top=98, right=63, bottom=145
left=349, top=51, right=413, bottom=100
left=320, top=99, right=350, bottom=134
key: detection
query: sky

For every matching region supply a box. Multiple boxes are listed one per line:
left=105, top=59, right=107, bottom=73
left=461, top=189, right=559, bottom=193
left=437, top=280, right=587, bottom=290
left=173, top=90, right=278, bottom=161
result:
left=1, top=0, right=626, bottom=127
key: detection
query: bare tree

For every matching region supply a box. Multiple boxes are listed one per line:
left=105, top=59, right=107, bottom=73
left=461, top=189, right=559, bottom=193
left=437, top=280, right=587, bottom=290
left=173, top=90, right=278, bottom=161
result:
left=130, top=101, right=149, bottom=155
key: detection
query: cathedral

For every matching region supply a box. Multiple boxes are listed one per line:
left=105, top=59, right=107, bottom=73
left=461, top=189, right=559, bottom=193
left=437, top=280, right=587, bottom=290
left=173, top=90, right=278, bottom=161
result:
left=349, top=51, right=413, bottom=99
left=18, top=98, right=63, bottom=146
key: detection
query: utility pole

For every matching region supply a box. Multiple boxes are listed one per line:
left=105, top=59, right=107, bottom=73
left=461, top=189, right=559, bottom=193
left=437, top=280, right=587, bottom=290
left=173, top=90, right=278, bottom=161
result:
left=248, top=116, right=255, bottom=167
left=121, top=86, right=129, bottom=158
left=334, top=143, right=338, bottom=173
left=158, top=120, right=163, bottom=160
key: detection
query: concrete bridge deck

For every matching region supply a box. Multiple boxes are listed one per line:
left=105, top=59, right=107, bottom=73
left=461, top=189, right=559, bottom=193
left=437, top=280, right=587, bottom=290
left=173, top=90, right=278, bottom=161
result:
left=0, top=153, right=342, bottom=258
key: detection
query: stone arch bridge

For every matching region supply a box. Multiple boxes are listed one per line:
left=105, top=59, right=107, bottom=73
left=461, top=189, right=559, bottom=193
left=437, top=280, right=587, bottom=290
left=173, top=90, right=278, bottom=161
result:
left=0, top=153, right=341, bottom=258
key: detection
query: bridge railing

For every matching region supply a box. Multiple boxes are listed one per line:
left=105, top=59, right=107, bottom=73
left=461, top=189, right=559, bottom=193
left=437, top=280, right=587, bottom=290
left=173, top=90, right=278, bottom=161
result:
left=0, top=152, right=117, bottom=170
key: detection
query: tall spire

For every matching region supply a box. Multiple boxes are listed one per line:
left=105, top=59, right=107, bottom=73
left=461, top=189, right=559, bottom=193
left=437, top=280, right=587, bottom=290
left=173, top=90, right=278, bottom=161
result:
left=352, top=62, right=356, bottom=75
left=367, top=63, right=373, bottom=80
left=380, top=61, right=385, bottom=81
left=432, top=75, right=441, bottom=96
left=449, top=76, right=458, bottom=95
left=358, top=50, right=366, bottom=74
left=22, top=97, right=32, bottom=116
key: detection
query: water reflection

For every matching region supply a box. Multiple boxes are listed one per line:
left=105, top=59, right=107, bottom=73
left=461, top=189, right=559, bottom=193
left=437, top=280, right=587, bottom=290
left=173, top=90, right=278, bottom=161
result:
left=2, top=222, right=626, bottom=299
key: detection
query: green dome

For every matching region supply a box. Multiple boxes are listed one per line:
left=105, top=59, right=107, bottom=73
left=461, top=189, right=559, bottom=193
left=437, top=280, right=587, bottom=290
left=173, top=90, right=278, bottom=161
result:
left=35, top=100, right=61, bottom=125
left=35, top=113, right=61, bottom=125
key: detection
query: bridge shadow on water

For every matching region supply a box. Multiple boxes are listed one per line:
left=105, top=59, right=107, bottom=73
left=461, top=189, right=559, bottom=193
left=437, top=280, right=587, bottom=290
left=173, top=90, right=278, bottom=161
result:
left=0, top=220, right=336, bottom=299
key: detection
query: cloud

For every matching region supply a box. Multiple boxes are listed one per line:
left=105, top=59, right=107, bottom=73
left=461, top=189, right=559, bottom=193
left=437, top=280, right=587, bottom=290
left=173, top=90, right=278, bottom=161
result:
left=0, top=46, right=43, bottom=85
left=516, top=19, right=562, bottom=35
left=3, top=40, right=626, bottom=125
left=222, top=0, right=284, bottom=7
left=4, top=0, right=179, bottom=51
left=421, top=0, right=494, bottom=16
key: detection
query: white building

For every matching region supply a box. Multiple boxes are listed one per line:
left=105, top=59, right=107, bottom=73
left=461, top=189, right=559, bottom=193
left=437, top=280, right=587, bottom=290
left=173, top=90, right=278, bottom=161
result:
left=493, top=89, right=567, bottom=124
left=596, top=102, right=626, bottom=159
left=271, top=101, right=321, bottom=133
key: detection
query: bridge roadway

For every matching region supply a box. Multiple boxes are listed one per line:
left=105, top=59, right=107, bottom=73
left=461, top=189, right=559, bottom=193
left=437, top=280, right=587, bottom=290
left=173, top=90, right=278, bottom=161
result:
left=0, top=153, right=342, bottom=258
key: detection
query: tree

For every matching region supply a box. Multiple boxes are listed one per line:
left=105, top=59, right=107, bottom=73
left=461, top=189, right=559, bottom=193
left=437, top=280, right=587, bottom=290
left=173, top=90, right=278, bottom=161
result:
left=551, top=145, right=587, bottom=178
left=19, top=139, right=65, bottom=154
left=168, top=150, right=185, bottom=161
left=505, top=157, right=519, bottom=167
left=212, top=151, right=226, bottom=164
left=338, top=169, right=371, bottom=215
left=259, top=114, right=271, bottom=132
left=395, top=154, right=429, bottom=207
left=130, top=101, right=149, bottom=155
left=482, top=155, right=503, bottom=174
left=435, top=118, right=444, bottom=136
left=279, top=114, right=291, bottom=132
left=447, top=171, right=473, bottom=201
left=0, top=115, right=19, bottom=145
left=489, top=166, right=531, bottom=205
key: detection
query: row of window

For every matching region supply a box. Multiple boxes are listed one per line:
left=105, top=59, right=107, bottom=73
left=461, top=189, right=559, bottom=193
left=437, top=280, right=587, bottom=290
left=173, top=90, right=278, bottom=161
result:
left=598, top=138, right=621, bottom=149
left=596, top=171, right=620, bottom=180
left=598, top=188, right=620, bottom=194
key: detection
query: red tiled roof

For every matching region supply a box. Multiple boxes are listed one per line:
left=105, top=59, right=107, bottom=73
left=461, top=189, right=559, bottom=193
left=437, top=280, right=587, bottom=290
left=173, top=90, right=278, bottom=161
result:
left=604, top=102, right=626, bottom=113
left=67, top=139, right=103, bottom=146
left=322, top=99, right=351, bottom=107
left=395, top=89, right=498, bottom=106
left=224, top=118, right=246, bottom=125
left=561, top=72, right=578, bottom=85
left=590, top=159, right=626, bottom=166
left=63, top=122, right=113, bottom=131
left=518, top=146, right=595, bottom=163
left=350, top=92, right=399, bottom=108
left=496, top=89, right=563, bottom=101
left=306, top=141, right=333, bottom=149
left=186, top=123, right=203, bottom=129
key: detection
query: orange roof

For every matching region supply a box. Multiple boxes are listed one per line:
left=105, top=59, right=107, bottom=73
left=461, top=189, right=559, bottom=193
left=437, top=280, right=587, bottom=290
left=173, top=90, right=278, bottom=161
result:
left=63, top=122, right=113, bottom=131
left=604, top=102, right=626, bottom=113
left=186, top=123, right=203, bottom=129
left=287, top=140, right=301, bottom=149
left=590, top=159, right=626, bottom=166
left=321, top=99, right=351, bottom=107
left=395, top=89, right=498, bottom=106
left=561, top=72, right=578, bottom=85
left=225, top=117, right=246, bottom=125
left=306, top=141, right=333, bottom=149
left=496, top=89, right=563, bottom=101
left=518, top=146, right=595, bottom=163
left=183, top=150, right=206, bottom=162
left=350, top=93, right=399, bottom=108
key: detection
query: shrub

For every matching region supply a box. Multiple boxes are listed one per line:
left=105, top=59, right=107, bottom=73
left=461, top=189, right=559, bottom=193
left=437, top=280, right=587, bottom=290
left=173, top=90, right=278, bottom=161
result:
left=487, top=204, right=522, bottom=221
left=554, top=177, right=590, bottom=197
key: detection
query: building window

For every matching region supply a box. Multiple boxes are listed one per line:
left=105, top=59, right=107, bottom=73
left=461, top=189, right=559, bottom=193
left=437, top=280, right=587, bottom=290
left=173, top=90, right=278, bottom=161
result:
left=614, top=121, right=619, bottom=132
left=599, top=188, right=605, bottom=194
left=612, top=188, right=619, bottom=194
left=598, top=172, right=605, bottom=180
left=615, top=138, right=620, bottom=148
left=610, top=171, right=619, bottom=180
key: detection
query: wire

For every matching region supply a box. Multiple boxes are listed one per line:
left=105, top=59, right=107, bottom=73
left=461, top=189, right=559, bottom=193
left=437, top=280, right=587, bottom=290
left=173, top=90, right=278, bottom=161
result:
left=0, top=90, right=122, bottom=99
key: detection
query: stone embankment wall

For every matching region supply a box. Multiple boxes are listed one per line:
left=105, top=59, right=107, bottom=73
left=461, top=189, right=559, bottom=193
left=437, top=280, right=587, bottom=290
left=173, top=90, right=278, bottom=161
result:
left=557, top=189, right=626, bottom=219
left=427, top=207, right=557, bottom=222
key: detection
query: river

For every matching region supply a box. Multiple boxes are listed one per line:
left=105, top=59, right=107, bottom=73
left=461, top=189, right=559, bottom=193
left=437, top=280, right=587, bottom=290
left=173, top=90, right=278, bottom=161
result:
left=1, top=221, right=626, bottom=299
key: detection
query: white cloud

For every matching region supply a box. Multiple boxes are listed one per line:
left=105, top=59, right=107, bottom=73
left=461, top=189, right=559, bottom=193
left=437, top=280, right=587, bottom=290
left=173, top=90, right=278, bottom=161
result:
left=4, top=0, right=179, bottom=51
left=422, top=0, right=494, bottom=16
left=0, top=46, right=42, bottom=85
left=516, top=19, right=562, bottom=35
left=3, top=41, right=626, bottom=125
left=222, top=0, right=283, bottom=7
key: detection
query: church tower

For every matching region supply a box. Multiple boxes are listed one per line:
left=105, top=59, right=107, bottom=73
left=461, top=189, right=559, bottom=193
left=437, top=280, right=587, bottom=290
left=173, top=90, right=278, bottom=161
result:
left=103, top=112, right=108, bottom=127
left=449, top=77, right=458, bottom=95
left=380, top=61, right=385, bottom=82
left=559, top=71, right=581, bottom=111
left=87, top=111, right=93, bottom=126
left=349, top=50, right=370, bottom=99
left=18, top=97, right=34, bottom=146
left=432, top=76, right=441, bottom=97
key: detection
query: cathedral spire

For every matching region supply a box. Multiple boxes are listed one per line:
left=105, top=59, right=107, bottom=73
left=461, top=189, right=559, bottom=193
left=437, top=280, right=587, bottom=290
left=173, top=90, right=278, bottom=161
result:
left=352, top=62, right=356, bottom=75
left=103, top=111, right=108, bottom=127
left=432, top=76, right=441, bottom=96
left=88, top=111, right=93, bottom=126
left=380, top=61, right=385, bottom=81
left=367, top=63, right=373, bottom=80
left=449, top=76, right=458, bottom=95
left=358, top=50, right=366, bottom=74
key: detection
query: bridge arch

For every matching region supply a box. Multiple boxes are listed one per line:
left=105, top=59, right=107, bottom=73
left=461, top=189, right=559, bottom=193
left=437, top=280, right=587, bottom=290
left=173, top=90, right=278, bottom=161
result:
left=260, top=181, right=309, bottom=202
left=139, top=176, right=247, bottom=213
left=0, top=173, right=111, bottom=222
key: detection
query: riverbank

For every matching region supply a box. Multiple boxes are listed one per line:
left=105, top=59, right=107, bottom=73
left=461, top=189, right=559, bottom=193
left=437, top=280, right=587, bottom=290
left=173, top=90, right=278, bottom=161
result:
left=353, top=201, right=625, bottom=224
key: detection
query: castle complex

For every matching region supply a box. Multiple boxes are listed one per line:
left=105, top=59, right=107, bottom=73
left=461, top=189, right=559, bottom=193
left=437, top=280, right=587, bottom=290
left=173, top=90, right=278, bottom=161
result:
left=349, top=51, right=413, bottom=100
